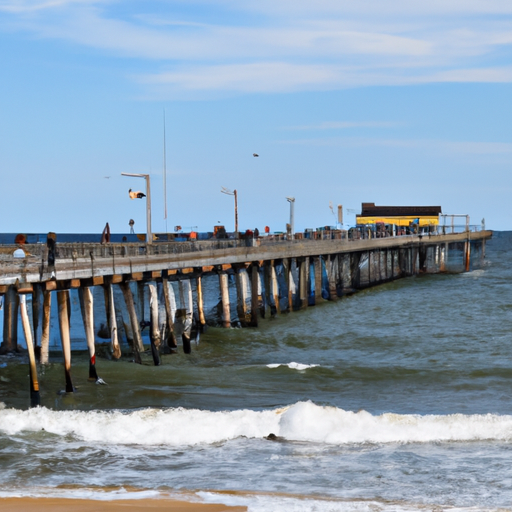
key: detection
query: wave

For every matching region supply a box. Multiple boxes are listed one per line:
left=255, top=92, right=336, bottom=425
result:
left=266, top=362, right=319, bottom=370
left=1, top=401, right=512, bottom=446
left=198, top=492, right=502, bottom=512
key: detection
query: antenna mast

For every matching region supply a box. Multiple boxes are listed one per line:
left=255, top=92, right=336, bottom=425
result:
left=163, top=109, right=168, bottom=232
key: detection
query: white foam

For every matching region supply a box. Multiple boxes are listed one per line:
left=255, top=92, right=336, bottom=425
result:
left=0, top=406, right=282, bottom=446
left=0, top=486, right=165, bottom=501
left=267, top=362, right=319, bottom=371
left=198, top=492, right=494, bottom=512
left=2, top=401, right=512, bottom=446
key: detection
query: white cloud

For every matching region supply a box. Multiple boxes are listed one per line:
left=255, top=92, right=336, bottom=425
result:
left=236, top=0, right=512, bottom=17
left=2, top=1, right=512, bottom=94
left=0, top=0, right=106, bottom=13
left=427, top=66, right=512, bottom=83
left=141, top=62, right=340, bottom=93
left=279, top=136, right=512, bottom=156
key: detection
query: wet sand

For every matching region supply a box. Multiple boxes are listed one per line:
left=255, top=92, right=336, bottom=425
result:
left=0, top=497, right=247, bottom=512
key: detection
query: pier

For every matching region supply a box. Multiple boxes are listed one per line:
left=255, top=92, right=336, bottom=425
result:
left=0, top=226, right=492, bottom=405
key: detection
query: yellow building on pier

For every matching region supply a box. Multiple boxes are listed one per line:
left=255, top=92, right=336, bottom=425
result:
left=356, top=203, right=441, bottom=227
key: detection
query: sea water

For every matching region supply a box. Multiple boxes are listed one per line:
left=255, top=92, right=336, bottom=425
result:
left=1, top=232, right=512, bottom=511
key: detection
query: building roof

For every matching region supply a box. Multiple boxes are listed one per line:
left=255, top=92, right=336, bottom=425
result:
left=359, top=203, right=442, bottom=217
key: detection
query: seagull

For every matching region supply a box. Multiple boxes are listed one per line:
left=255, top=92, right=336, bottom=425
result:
left=253, top=153, right=259, bottom=157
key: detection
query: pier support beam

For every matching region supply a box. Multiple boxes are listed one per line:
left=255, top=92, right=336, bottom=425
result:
left=148, top=283, right=161, bottom=366
left=196, top=275, right=206, bottom=329
left=327, top=255, right=338, bottom=300
left=439, top=243, right=447, bottom=272
left=162, top=277, right=178, bottom=350
left=1, top=285, right=19, bottom=354
left=179, top=279, right=194, bottom=353
left=20, top=294, right=40, bottom=407
left=78, top=287, right=99, bottom=380
left=249, top=263, right=259, bottom=327
left=263, top=262, right=272, bottom=317
left=351, top=252, right=362, bottom=289
left=219, top=272, right=231, bottom=328
left=40, top=290, right=51, bottom=365
left=104, top=283, right=121, bottom=359
left=235, top=267, right=249, bottom=326
left=271, top=261, right=280, bottom=315
left=31, top=284, right=41, bottom=353
left=313, top=257, right=323, bottom=304
left=298, top=257, right=309, bottom=309
left=465, top=239, right=471, bottom=272
left=283, top=258, right=295, bottom=312
left=57, top=290, right=74, bottom=392
left=137, top=281, right=146, bottom=327
left=120, top=282, right=143, bottom=364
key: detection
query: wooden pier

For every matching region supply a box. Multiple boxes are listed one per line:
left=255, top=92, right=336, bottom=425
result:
left=0, top=229, right=492, bottom=403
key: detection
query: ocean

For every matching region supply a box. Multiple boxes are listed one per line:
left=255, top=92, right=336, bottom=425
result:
left=1, top=231, right=512, bottom=511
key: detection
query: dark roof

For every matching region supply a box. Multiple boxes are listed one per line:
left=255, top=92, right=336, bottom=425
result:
left=359, top=203, right=442, bottom=217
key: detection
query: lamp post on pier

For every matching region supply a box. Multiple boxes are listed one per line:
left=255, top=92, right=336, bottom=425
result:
left=286, top=196, right=295, bottom=240
left=221, top=187, right=238, bottom=236
left=122, top=173, right=152, bottom=244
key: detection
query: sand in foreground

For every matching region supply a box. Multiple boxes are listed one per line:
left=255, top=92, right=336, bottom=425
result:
left=0, top=497, right=247, bottom=512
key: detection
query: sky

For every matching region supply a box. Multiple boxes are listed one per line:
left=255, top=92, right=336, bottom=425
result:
left=1, top=0, right=511, bottom=235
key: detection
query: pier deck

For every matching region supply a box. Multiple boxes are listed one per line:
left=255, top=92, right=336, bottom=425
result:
left=0, top=230, right=491, bottom=289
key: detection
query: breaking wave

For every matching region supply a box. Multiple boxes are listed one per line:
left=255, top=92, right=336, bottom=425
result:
left=1, top=401, right=512, bottom=446
left=266, top=362, right=319, bottom=370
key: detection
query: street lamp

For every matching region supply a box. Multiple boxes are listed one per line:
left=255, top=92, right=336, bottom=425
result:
left=122, top=173, right=152, bottom=244
left=221, top=187, right=238, bottom=236
left=286, top=196, right=295, bottom=239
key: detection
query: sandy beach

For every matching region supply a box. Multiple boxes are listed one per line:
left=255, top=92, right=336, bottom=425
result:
left=0, top=498, right=247, bottom=512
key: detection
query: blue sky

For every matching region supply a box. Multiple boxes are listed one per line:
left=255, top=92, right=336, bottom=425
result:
left=1, top=0, right=511, bottom=234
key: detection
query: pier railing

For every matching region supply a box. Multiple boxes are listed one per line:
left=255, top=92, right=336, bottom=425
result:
left=0, top=225, right=486, bottom=263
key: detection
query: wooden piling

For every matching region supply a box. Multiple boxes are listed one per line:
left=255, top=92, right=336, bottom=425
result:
left=339, top=254, right=351, bottom=293
left=57, top=290, right=74, bottom=393
left=262, top=262, right=272, bottom=317
left=271, top=261, right=280, bottom=314
left=120, top=282, right=143, bottom=364
left=19, top=294, right=40, bottom=407
left=351, top=252, right=362, bottom=289
left=40, top=290, right=51, bottom=365
left=162, top=277, right=178, bottom=349
left=174, top=308, right=191, bottom=353
left=116, top=287, right=134, bottom=349
left=1, top=285, right=18, bottom=353
left=314, top=257, right=323, bottom=303
left=284, top=258, right=295, bottom=312
left=78, top=287, right=99, bottom=380
left=465, top=239, right=471, bottom=272
left=250, top=263, right=259, bottom=327
left=31, top=284, right=41, bottom=352
left=326, top=254, right=339, bottom=300
left=105, top=284, right=121, bottom=359
left=219, top=272, right=231, bottom=328
left=235, top=268, right=248, bottom=326
left=439, top=243, right=447, bottom=272
left=137, top=281, right=146, bottom=326
left=196, top=275, right=206, bottom=328
left=298, top=257, right=308, bottom=309
left=181, top=279, right=194, bottom=349
left=148, top=283, right=161, bottom=366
